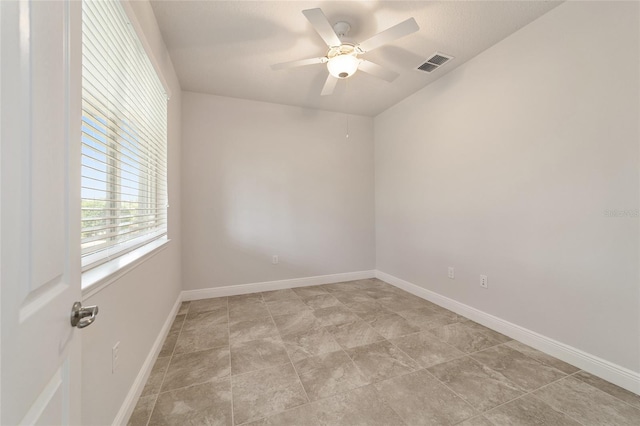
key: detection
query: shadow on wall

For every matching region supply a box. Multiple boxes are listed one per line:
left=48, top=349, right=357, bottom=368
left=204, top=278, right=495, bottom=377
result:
left=181, top=92, right=375, bottom=289
left=217, top=137, right=333, bottom=283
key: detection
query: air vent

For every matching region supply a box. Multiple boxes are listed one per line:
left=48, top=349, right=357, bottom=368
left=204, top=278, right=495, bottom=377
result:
left=427, top=54, right=451, bottom=66
left=417, top=52, right=454, bottom=73
left=417, top=62, right=439, bottom=72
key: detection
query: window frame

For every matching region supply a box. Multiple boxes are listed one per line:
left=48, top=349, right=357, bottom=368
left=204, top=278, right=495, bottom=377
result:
left=80, top=0, right=170, bottom=285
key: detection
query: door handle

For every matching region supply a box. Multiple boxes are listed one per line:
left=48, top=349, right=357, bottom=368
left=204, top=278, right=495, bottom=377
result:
left=70, top=301, right=99, bottom=329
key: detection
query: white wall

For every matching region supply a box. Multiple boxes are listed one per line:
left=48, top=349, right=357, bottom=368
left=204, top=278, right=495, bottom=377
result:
left=181, top=92, right=375, bottom=290
left=375, top=1, right=639, bottom=373
left=80, top=1, right=182, bottom=424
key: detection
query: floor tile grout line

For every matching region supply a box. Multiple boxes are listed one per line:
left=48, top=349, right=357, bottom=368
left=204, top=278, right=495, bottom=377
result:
left=144, top=303, right=233, bottom=412
left=458, top=318, right=512, bottom=341
left=168, top=306, right=188, bottom=358
left=230, top=301, right=315, bottom=425
left=152, top=375, right=233, bottom=397
left=500, top=340, right=580, bottom=374
left=388, top=322, right=468, bottom=361
left=265, top=363, right=439, bottom=411
left=320, top=282, right=610, bottom=422
left=326, top=284, right=462, bottom=387
left=452, top=415, right=491, bottom=426
left=335, top=286, right=462, bottom=368
left=224, top=297, right=236, bottom=426
left=415, top=339, right=578, bottom=422
left=474, top=370, right=588, bottom=426
left=544, top=370, right=640, bottom=420
left=233, top=404, right=314, bottom=426
left=238, top=280, right=390, bottom=426
left=289, top=348, right=408, bottom=407
left=144, top=301, right=190, bottom=426
left=170, top=313, right=230, bottom=357
left=371, top=393, right=410, bottom=426
left=297, top=292, right=387, bottom=400
left=294, top=282, right=482, bottom=423
left=229, top=315, right=277, bottom=343
left=570, top=373, right=640, bottom=412
left=368, top=284, right=599, bottom=421
left=331, top=300, right=444, bottom=404
left=379, top=334, right=482, bottom=420
left=268, top=303, right=312, bottom=406
left=230, top=364, right=312, bottom=422
left=231, top=362, right=294, bottom=382
left=360, top=285, right=523, bottom=421
left=425, top=353, right=521, bottom=420
left=607, top=390, right=640, bottom=412
left=468, top=340, right=572, bottom=381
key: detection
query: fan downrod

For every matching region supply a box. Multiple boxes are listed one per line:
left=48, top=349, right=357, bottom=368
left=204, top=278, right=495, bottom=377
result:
left=332, top=21, right=351, bottom=40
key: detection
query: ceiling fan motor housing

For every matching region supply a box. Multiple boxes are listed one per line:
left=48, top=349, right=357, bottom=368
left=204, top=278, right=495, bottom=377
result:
left=327, top=44, right=359, bottom=78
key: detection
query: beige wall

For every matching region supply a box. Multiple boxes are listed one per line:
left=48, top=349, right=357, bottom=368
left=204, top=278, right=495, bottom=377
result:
left=80, top=1, right=182, bottom=424
left=375, top=1, right=639, bottom=372
left=181, top=92, right=375, bottom=290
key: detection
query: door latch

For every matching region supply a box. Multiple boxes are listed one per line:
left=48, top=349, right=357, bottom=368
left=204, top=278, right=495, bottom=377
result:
left=70, top=301, right=99, bottom=329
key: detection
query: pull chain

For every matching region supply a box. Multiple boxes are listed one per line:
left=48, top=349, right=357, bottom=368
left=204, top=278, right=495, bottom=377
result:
left=345, top=78, right=350, bottom=139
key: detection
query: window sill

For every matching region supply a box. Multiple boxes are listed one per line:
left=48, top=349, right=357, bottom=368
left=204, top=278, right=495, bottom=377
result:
left=81, top=236, right=171, bottom=299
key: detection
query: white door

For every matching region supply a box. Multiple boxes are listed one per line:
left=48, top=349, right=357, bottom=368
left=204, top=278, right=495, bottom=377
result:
left=1, top=0, right=84, bottom=424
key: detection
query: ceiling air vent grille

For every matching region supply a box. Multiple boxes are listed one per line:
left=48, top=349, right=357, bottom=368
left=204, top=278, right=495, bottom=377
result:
left=427, top=54, right=451, bottom=65
left=417, top=62, right=438, bottom=72
left=417, top=52, right=454, bottom=73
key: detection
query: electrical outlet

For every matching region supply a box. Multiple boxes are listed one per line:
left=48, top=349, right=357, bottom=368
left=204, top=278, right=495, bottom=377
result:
left=480, top=275, right=488, bottom=289
left=272, top=255, right=279, bottom=265
left=112, top=342, right=120, bottom=373
left=448, top=267, right=455, bottom=279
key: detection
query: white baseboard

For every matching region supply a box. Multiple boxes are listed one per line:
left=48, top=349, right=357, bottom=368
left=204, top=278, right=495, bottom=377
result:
left=181, top=270, right=376, bottom=301
left=113, top=293, right=183, bottom=426
left=376, top=270, right=640, bottom=396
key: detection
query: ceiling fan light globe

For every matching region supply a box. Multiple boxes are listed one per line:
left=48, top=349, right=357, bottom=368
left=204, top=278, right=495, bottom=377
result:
left=327, top=54, right=359, bottom=79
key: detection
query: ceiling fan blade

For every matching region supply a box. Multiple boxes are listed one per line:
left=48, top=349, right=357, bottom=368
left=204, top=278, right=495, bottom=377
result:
left=321, top=74, right=338, bottom=96
left=357, top=17, right=419, bottom=53
left=271, top=57, right=326, bottom=70
left=302, top=8, right=342, bottom=47
left=358, top=60, right=399, bottom=82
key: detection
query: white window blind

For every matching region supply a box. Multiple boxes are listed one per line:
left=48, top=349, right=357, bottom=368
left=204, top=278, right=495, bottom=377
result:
left=81, top=0, right=168, bottom=270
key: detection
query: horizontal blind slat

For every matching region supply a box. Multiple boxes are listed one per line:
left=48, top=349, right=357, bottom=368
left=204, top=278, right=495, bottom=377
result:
left=81, top=162, right=168, bottom=192
left=81, top=213, right=168, bottom=224
left=81, top=144, right=168, bottom=181
left=81, top=0, right=168, bottom=270
left=81, top=220, right=168, bottom=245
left=82, top=99, right=168, bottom=167
left=80, top=197, right=167, bottom=207
left=81, top=230, right=167, bottom=261
left=81, top=219, right=168, bottom=238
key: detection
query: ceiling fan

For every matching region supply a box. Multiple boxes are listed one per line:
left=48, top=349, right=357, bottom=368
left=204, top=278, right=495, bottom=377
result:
left=271, top=8, right=419, bottom=96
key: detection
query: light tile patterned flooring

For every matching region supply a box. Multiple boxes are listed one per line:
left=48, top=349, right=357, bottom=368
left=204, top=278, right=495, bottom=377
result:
left=129, top=279, right=640, bottom=425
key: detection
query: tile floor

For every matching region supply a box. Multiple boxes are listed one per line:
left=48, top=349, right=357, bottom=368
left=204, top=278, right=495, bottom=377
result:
left=128, top=278, right=640, bottom=426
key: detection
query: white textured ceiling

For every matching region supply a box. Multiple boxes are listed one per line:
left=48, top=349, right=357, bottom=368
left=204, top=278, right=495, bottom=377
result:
left=150, top=1, right=562, bottom=116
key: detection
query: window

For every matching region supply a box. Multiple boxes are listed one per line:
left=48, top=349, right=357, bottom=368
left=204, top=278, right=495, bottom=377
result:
left=81, top=0, right=167, bottom=271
